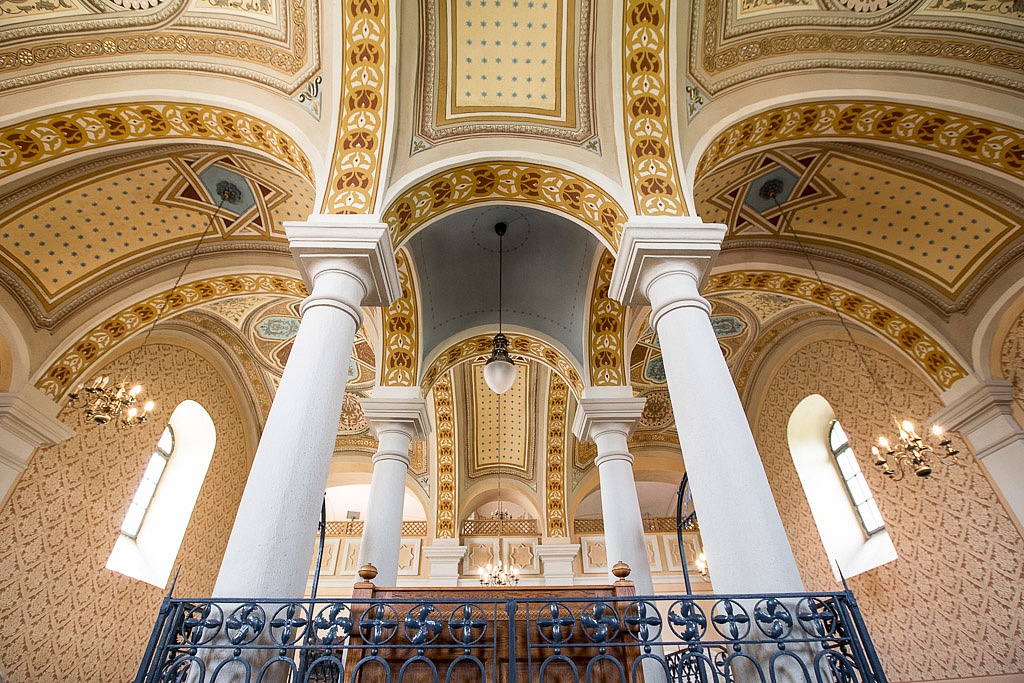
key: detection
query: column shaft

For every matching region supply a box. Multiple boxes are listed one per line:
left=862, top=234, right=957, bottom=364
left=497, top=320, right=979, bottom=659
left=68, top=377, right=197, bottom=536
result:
left=648, top=270, right=802, bottom=592
left=358, top=437, right=412, bottom=587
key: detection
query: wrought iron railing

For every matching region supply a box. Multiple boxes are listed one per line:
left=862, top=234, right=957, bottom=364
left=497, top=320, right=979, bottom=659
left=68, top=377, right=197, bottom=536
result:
left=133, top=591, right=886, bottom=683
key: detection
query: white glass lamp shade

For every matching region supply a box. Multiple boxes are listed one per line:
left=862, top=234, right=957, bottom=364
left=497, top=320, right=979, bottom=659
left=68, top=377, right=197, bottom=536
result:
left=484, top=357, right=516, bottom=394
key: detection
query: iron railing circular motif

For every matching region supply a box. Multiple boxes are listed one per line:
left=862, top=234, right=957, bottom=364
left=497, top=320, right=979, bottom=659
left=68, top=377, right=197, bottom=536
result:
left=181, top=603, right=223, bottom=646
left=536, top=602, right=577, bottom=645
left=225, top=603, right=266, bottom=646
left=269, top=603, right=309, bottom=646
left=580, top=601, right=621, bottom=644
left=711, top=599, right=751, bottom=641
left=403, top=604, right=444, bottom=646
left=313, top=603, right=354, bottom=646
left=623, top=600, right=663, bottom=643
left=448, top=603, right=488, bottom=646
left=753, top=598, right=793, bottom=639
left=358, top=603, right=399, bottom=645
left=796, top=597, right=838, bottom=638
left=667, top=599, right=707, bottom=642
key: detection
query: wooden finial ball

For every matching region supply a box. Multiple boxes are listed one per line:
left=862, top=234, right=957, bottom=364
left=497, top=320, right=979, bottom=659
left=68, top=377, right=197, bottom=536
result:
left=611, top=561, right=631, bottom=579
left=358, top=563, right=379, bottom=581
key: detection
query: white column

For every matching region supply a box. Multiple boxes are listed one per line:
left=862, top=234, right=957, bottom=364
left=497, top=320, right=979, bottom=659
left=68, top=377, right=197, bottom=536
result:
left=932, top=377, right=1024, bottom=528
left=610, top=218, right=803, bottom=593
left=422, top=542, right=468, bottom=586
left=215, top=219, right=398, bottom=598
left=572, top=387, right=654, bottom=596
left=535, top=543, right=580, bottom=586
left=0, top=386, right=76, bottom=504
left=357, top=386, right=430, bottom=587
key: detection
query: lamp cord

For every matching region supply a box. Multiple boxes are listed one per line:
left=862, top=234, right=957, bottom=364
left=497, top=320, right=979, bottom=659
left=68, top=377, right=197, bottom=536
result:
left=121, top=187, right=233, bottom=383
left=498, top=228, right=503, bottom=333
left=768, top=191, right=900, bottom=431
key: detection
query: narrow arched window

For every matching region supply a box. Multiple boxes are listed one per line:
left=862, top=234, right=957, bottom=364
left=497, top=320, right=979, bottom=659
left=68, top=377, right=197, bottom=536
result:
left=107, top=400, right=216, bottom=587
left=829, top=420, right=884, bottom=535
left=120, top=426, right=173, bottom=539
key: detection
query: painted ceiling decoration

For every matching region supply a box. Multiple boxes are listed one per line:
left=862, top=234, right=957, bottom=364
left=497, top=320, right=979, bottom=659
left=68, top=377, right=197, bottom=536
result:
left=380, top=247, right=419, bottom=387
left=0, top=148, right=312, bottom=324
left=689, top=0, right=1024, bottom=95
left=415, top=0, right=596, bottom=146
left=544, top=373, right=570, bottom=538
left=622, top=0, right=686, bottom=216
left=0, top=0, right=318, bottom=93
left=320, top=0, right=390, bottom=214
left=468, top=361, right=535, bottom=481
left=382, top=162, right=627, bottom=251
left=699, top=145, right=1021, bottom=298
left=433, top=371, right=457, bottom=539
left=35, top=273, right=306, bottom=400
left=0, top=103, right=315, bottom=185
left=696, top=101, right=1024, bottom=184
left=588, top=249, right=625, bottom=387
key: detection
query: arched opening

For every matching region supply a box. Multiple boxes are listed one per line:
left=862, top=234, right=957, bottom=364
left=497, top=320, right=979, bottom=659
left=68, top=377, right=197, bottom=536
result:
left=788, top=394, right=896, bottom=580
left=106, top=400, right=216, bottom=588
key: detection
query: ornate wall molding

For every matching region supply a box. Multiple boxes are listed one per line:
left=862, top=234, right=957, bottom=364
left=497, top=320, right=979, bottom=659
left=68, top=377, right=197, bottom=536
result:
left=320, top=0, right=389, bottom=214
left=691, top=0, right=1024, bottom=95
left=382, top=162, right=627, bottom=251
left=0, top=0, right=316, bottom=94
left=0, top=103, right=314, bottom=184
left=588, top=250, right=625, bottom=386
left=432, top=371, right=457, bottom=539
left=36, top=273, right=306, bottom=400
left=622, top=0, right=687, bottom=216
left=380, top=247, right=419, bottom=387
left=706, top=270, right=967, bottom=389
left=420, top=332, right=584, bottom=397
left=545, top=375, right=569, bottom=538
left=696, top=101, right=1024, bottom=183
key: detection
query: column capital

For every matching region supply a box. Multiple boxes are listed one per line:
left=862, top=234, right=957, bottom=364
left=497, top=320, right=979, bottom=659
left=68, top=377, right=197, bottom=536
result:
left=932, top=376, right=1022, bottom=459
left=572, top=387, right=646, bottom=443
left=285, top=216, right=399, bottom=307
left=0, top=386, right=76, bottom=472
left=360, top=386, right=432, bottom=441
left=609, top=217, right=727, bottom=306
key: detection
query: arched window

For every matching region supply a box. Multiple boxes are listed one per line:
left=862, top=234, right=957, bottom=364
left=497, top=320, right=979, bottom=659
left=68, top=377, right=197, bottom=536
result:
left=107, top=400, right=216, bottom=588
left=789, top=395, right=896, bottom=580
left=828, top=420, right=884, bottom=535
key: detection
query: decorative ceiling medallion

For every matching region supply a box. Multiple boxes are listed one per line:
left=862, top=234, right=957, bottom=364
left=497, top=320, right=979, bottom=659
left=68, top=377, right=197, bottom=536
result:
left=415, top=0, right=596, bottom=144
left=156, top=154, right=291, bottom=239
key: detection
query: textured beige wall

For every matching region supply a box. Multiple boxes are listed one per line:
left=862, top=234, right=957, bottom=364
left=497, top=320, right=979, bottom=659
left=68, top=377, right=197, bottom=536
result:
left=1000, top=308, right=1024, bottom=426
left=0, top=344, right=251, bottom=683
left=754, top=338, right=1024, bottom=680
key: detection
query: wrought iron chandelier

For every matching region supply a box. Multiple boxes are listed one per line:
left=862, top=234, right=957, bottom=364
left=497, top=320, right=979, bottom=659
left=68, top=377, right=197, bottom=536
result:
left=760, top=179, right=965, bottom=482
left=67, top=181, right=241, bottom=427
left=483, top=222, right=517, bottom=394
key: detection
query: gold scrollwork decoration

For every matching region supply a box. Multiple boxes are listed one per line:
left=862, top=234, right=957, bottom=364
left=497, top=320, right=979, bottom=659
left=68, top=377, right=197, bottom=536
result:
left=589, top=249, right=625, bottom=386
left=36, top=274, right=306, bottom=400
left=705, top=270, right=967, bottom=389
left=545, top=375, right=569, bottom=538
left=623, top=0, right=686, bottom=216
left=321, top=0, right=390, bottom=214
left=381, top=247, right=419, bottom=386
left=433, top=371, right=457, bottom=538
left=0, top=103, right=314, bottom=183
left=382, top=162, right=627, bottom=251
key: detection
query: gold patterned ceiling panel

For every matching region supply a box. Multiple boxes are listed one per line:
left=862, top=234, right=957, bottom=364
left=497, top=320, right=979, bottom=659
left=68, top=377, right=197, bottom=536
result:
left=469, top=360, right=534, bottom=480
left=697, top=145, right=1021, bottom=297
left=0, top=150, right=313, bottom=310
left=416, top=0, right=595, bottom=144
left=0, top=0, right=317, bottom=93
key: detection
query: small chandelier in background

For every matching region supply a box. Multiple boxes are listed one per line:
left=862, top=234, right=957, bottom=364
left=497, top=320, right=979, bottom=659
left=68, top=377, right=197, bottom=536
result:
left=67, top=181, right=241, bottom=427
left=694, top=552, right=709, bottom=579
left=483, top=222, right=517, bottom=394
left=759, top=179, right=966, bottom=482
left=872, top=421, right=961, bottom=480
left=479, top=558, right=519, bottom=587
